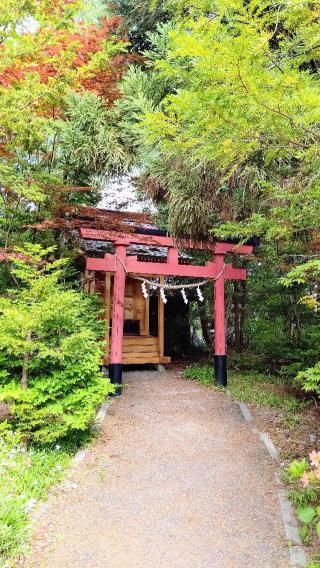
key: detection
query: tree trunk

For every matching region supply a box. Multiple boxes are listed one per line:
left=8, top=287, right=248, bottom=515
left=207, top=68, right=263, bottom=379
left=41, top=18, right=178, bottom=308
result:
left=290, top=291, right=302, bottom=346
left=21, top=330, right=32, bottom=390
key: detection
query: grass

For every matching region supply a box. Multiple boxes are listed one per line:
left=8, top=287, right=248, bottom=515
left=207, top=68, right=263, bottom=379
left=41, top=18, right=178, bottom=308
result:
left=0, top=428, right=76, bottom=568
left=184, top=364, right=307, bottom=417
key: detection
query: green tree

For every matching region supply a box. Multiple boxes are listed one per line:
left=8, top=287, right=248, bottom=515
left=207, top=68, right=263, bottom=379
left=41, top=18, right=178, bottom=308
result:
left=120, top=0, right=320, bottom=245
left=0, top=0, right=128, bottom=251
left=111, top=0, right=168, bottom=51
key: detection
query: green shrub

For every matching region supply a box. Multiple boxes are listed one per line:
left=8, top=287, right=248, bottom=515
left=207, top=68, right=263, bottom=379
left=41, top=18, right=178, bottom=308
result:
left=296, top=363, right=320, bottom=397
left=0, top=245, right=113, bottom=443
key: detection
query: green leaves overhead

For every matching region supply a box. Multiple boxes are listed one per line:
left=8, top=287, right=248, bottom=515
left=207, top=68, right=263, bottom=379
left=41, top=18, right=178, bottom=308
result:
left=60, top=92, right=132, bottom=184
left=125, top=0, right=320, bottom=241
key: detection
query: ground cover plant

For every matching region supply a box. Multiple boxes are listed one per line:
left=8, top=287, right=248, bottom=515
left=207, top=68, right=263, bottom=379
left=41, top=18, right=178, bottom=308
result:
left=0, top=427, right=72, bottom=567
left=184, top=364, right=306, bottom=418
left=284, top=452, right=320, bottom=566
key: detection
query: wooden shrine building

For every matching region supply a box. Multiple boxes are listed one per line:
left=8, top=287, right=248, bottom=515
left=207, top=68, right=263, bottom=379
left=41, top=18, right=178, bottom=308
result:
left=76, top=208, right=254, bottom=393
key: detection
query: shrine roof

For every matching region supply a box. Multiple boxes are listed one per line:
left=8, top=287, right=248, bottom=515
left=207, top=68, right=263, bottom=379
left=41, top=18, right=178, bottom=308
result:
left=29, top=206, right=256, bottom=257
left=30, top=206, right=158, bottom=232
left=75, top=208, right=173, bottom=260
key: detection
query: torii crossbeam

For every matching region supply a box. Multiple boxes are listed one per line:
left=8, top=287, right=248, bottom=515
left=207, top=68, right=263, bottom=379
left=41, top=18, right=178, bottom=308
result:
left=81, top=228, right=253, bottom=392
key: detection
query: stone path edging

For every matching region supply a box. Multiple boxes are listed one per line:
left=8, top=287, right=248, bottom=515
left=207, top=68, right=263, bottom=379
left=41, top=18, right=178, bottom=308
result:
left=238, top=401, right=307, bottom=568
left=71, top=401, right=112, bottom=466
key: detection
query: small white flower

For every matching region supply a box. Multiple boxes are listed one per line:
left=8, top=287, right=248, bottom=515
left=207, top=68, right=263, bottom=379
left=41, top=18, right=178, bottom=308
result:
left=55, top=444, right=61, bottom=450
left=24, top=498, right=36, bottom=513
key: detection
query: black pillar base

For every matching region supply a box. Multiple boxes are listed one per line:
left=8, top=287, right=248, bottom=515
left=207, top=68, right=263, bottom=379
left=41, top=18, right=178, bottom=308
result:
left=109, top=363, right=123, bottom=396
left=214, top=355, right=227, bottom=387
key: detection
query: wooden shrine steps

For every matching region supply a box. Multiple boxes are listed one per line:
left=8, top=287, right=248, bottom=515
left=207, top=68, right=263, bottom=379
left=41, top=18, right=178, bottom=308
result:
left=105, top=335, right=171, bottom=366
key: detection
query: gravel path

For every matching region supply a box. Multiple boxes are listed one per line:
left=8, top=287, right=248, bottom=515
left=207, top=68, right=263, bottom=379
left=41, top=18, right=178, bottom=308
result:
left=25, top=370, right=290, bottom=568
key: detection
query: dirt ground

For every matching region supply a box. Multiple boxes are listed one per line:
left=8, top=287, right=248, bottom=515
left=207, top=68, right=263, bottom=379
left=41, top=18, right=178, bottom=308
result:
left=21, top=370, right=290, bottom=568
left=251, top=403, right=320, bottom=463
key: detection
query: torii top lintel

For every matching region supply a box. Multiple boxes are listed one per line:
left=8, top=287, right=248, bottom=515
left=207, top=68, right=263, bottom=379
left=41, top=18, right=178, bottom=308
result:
left=81, top=228, right=253, bottom=281
left=80, top=228, right=253, bottom=255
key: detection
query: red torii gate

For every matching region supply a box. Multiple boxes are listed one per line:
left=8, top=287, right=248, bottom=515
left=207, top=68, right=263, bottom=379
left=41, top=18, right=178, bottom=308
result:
left=81, top=228, right=253, bottom=392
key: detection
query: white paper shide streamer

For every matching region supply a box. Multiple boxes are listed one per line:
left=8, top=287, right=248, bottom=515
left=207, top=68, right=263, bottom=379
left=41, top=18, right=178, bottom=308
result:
left=181, top=288, right=188, bottom=304
left=160, top=287, right=167, bottom=304
left=141, top=280, right=149, bottom=299
left=196, top=286, right=204, bottom=302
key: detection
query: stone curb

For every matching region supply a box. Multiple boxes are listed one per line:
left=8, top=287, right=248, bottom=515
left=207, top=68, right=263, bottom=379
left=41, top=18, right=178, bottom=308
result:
left=238, top=401, right=307, bottom=568
left=71, top=401, right=112, bottom=466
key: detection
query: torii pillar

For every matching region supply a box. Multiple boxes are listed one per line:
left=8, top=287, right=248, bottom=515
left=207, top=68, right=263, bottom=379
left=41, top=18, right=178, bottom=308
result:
left=214, top=254, right=227, bottom=386
left=109, top=240, right=127, bottom=395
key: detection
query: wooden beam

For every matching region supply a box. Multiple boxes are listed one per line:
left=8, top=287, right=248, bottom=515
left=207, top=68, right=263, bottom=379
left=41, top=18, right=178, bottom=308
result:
left=87, top=256, right=249, bottom=282
left=122, top=336, right=157, bottom=345
left=158, top=276, right=165, bottom=360
left=225, top=264, right=247, bottom=280
left=160, top=356, right=171, bottom=364
left=80, top=228, right=253, bottom=255
left=87, top=256, right=221, bottom=279
left=87, top=252, right=115, bottom=273
left=122, top=355, right=160, bottom=365
left=214, top=242, right=253, bottom=255
left=84, top=269, right=89, bottom=292
left=88, top=270, right=95, bottom=293
left=123, top=343, right=158, bottom=353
